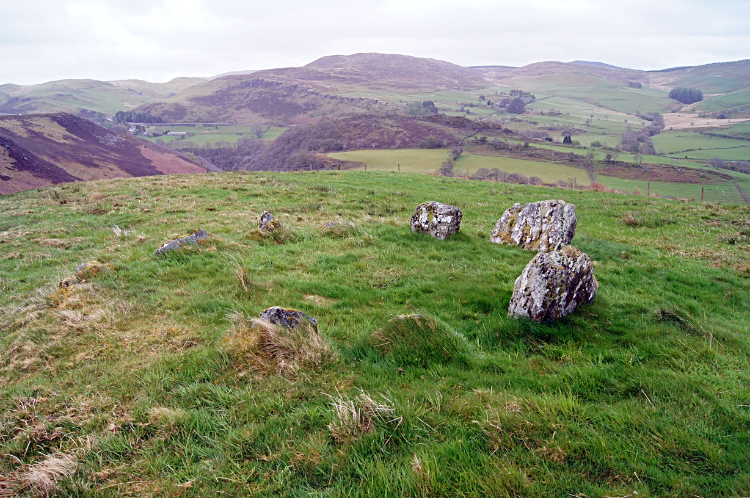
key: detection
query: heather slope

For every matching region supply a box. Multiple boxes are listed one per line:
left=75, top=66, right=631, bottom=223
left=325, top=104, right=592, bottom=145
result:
left=0, top=113, right=205, bottom=195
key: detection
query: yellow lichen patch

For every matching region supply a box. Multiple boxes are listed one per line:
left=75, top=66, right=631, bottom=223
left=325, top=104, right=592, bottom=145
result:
left=76, top=261, right=112, bottom=281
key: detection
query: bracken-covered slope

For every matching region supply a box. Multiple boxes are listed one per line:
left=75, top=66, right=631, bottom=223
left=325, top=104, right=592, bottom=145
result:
left=0, top=113, right=206, bottom=195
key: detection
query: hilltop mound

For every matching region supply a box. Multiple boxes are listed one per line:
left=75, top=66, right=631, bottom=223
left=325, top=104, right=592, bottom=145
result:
left=0, top=113, right=205, bottom=195
left=277, top=53, right=487, bottom=91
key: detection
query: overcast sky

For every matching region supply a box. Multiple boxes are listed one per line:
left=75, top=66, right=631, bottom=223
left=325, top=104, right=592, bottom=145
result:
left=2, top=0, right=749, bottom=85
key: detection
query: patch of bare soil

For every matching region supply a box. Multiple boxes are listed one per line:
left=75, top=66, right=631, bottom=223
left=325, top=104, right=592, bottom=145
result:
left=663, top=112, right=750, bottom=130
left=599, top=163, right=732, bottom=184
left=139, top=145, right=206, bottom=174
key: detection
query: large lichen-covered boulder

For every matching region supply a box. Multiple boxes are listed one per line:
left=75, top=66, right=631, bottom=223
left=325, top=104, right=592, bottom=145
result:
left=490, top=200, right=577, bottom=251
left=508, top=245, right=597, bottom=322
left=259, top=306, right=319, bottom=331
left=410, top=201, right=462, bottom=240
left=259, top=211, right=280, bottom=231
left=156, top=229, right=211, bottom=255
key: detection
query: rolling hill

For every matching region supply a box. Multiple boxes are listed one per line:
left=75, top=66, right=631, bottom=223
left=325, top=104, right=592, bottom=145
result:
left=0, top=77, right=207, bottom=116
left=0, top=113, right=206, bottom=195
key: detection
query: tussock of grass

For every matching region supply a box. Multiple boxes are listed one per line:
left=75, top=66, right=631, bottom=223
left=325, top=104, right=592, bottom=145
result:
left=222, top=313, right=336, bottom=374
left=2, top=453, right=78, bottom=497
left=326, top=390, right=397, bottom=444
left=371, top=313, right=471, bottom=367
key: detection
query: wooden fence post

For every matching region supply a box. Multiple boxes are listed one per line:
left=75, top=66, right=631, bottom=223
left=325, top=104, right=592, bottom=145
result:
left=398, top=164, right=400, bottom=173
left=309, top=164, right=312, bottom=172
left=647, top=182, right=650, bottom=197
left=701, top=187, right=704, bottom=203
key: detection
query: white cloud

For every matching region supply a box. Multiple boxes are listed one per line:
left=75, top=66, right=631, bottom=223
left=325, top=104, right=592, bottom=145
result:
left=0, top=0, right=748, bottom=85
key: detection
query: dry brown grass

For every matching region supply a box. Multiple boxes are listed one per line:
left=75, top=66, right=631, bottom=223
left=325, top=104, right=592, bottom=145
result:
left=1, top=453, right=77, bottom=497
left=326, top=391, right=397, bottom=444
left=222, top=313, right=336, bottom=374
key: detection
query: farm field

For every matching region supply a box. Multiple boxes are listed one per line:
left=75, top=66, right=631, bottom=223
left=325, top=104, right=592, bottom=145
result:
left=141, top=126, right=288, bottom=145
left=1, top=171, right=749, bottom=496
left=501, top=75, right=673, bottom=114
left=327, top=149, right=590, bottom=185
left=596, top=176, right=744, bottom=203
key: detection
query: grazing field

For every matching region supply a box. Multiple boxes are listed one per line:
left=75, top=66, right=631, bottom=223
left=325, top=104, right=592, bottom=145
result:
left=501, top=74, right=672, bottom=114
left=327, top=149, right=590, bottom=184
left=141, top=126, right=289, bottom=146
left=654, top=131, right=750, bottom=160
left=596, top=176, right=744, bottom=203
left=1, top=171, right=749, bottom=497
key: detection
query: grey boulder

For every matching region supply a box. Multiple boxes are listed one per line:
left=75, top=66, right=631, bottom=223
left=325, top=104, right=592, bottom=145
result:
left=490, top=200, right=576, bottom=251
left=410, top=201, right=462, bottom=240
left=259, top=306, right=318, bottom=331
left=508, top=245, right=597, bottom=322
left=156, top=229, right=210, bottom=255
left=259, top=211, right=280, bottom=231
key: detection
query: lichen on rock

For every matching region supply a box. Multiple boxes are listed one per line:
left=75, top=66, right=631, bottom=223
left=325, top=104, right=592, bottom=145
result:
left=76, top=261, right=111, bottom=280
left=508, top=245, right=597, bottom=322
left=490, top=200, right=577, bottom=251
left=410, top=201, right=462, bottom=240
left=259, top=211, right=280, bottom=231
left=155, top=229, right=210, bottom=255
left=259, top=306, right=319, bottom=331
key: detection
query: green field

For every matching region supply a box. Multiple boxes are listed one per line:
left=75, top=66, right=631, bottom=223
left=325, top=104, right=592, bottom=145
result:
left=142, top=126, right=289, bottom=146
left=502, top=74, right=672, bottom=114
left=654, top=131, right=750, bottom=160
left=1, top=171, right=749, bottom=496
left=597, top=176, right=744, bottom=203
left=328, top=149, right=590, bottom=185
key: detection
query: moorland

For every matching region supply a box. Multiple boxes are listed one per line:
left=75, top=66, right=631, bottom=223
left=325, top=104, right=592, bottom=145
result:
left=1, top=53, right=750, bottom=496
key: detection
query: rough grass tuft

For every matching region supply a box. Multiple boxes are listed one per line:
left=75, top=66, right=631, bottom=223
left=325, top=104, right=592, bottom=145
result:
left=2, top=453, right=78, bottom=497
left=371, top=313, right=470, bottom=367
left=326, top=390, right=397, bottom=444
left=223, top=313, right=336, bottom=374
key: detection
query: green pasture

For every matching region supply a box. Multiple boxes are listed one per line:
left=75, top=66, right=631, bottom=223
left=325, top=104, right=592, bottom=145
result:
left=1, top=171, right=750, bottom=496
left=597, top=176, right=744, bottom=203
left=503, top=75, right=672, bottom=114
left=654, top=131, right=750, bottom=160
left=328, top=148, right=450, bottom=173
left=328, top=148, right=589, bottom=184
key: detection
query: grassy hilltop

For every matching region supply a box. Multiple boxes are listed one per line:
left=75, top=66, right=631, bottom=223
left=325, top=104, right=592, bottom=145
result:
left=1, top=171, right=749, bottom=496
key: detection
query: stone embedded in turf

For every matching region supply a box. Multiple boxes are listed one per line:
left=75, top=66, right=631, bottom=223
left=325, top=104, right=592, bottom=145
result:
left=410, top=201, right=462, bottom=240
left=508, top=245, right=597, bottom=322
left=490, top=200, right=577, bottom=251
left=75, top=261, right=111, bottom=280
left=259, top=306, right=319, bottom=331
left=155, top=229, right=211, bottom=255
left=259, top=211, right=280, bottom=231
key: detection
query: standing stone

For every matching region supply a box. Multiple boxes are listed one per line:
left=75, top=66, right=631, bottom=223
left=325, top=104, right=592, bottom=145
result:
left=156, top=229, right=210, bottom=255
left=490, top=200, right=577, bottom=251
left=259, top=306, right=318, bottom=331
left=410, top=201, right=462, bottom=240
left=508, top=245, right=597, bottom=322
left=259, top=211, right=280, bottom=231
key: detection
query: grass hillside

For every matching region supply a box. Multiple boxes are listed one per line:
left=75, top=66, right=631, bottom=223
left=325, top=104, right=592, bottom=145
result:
left=0, top=78, right=206, bottom=116
left=1, top=171, right=749, bottom=496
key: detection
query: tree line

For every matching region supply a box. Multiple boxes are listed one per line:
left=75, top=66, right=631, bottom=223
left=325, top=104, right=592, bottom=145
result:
left=114, top=111, right=164, bottom=124
left=668, top=87, right=703, bottom=104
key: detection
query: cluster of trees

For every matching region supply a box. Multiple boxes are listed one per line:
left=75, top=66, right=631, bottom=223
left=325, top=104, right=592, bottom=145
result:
left=620, top=128, right=656, bottom=154
left=404, top=100, right=439, bottom=116
left=509, top=89, right=535, bottom=103
left=628, top=81, right=643, bottom=89
left=418, top=135, right=446, bottom=149
left=469, top=168, right=543, bottom=184
left=668, top=87, right=704, bottom=104
left=710, top=158, right=750, bottom=175
left=114, top=111, right=164, bottom=124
